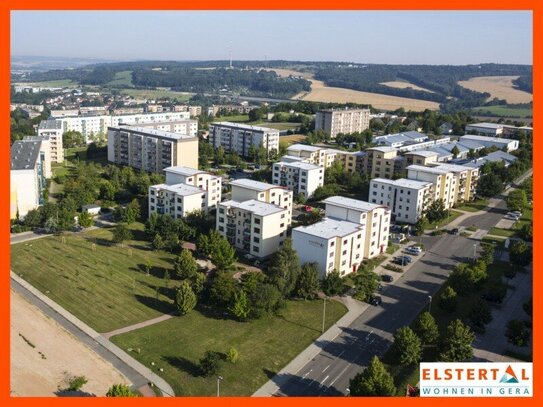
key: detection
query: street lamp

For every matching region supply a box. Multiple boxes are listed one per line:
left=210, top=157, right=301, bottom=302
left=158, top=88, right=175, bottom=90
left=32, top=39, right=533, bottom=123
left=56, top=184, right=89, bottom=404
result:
left=428, top=295, right=432, bottom=312
left=322, top=296, right=329, bottom=334
left=473, top=243, right=477, bottom=259
left=217, top=376, right=223, bottom=397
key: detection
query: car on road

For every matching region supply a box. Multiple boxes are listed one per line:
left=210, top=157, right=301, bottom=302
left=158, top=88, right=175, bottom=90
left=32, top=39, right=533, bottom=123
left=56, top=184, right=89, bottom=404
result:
left=449, top=228, right=460, bottom=235
left=369, top=295, right=382, bottom=306
left=381, top=274, right=393, bottom=282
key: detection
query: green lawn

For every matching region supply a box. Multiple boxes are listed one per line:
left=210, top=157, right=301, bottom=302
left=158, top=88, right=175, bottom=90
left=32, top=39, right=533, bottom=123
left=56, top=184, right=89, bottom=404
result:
left=111, top=299, right=347, bottom=396
left=23, top=79, right=77, bottom=87
left=386, top=244, right=399, bottom=255
left=107, top=70, right=134, bottom=86
left=427, top=210, right=463, bottom=229
left=257, top=122, right=300, bottom=131
left=10, top=224, right=179, bottom=333
left=472, top=105, right=533, bottom=118
left=455, top=199, right=489, bottom=212
left=119, top=88, right=193, bottom=102
left=212, top=115, right=250, bottom=123
left=488, top=227, right=516, bottom=237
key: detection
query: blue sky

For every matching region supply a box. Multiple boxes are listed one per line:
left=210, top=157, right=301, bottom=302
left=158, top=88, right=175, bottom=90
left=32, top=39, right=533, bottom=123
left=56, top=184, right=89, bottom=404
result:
left=11, top=11, right=532, bottom=65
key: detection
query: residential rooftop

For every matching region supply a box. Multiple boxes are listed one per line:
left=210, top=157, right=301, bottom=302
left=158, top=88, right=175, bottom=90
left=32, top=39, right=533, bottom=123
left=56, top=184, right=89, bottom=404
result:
left=407, top=164, right=451, bottom=175
left=230, top=178, right=284, bottom=191
left=367, top=146, right=397, bottom=153
left=221, top=199, right=286, bottom=216
left=151, top=183, right=204, bottom=196
left=461, top=134, right=515, bottom=144
left=210, top=121, right=279, bottom=133
left=323, top=196, right=386, bottom=212
left=287, top=144, right=322, bottom=152
left=372, top=177, right=433, bottom=189
left=465, top=122, right=504, bottom=129
left=293, top=217, right=364, bottom=239
left=276, top=161, right=322, bottom=171
left=405, top=150, right=439, bottom=158
left=10, top=140, right=42, bottom=170
left=429, top=163, right=474, bottom=173
left=38, top=119, right=63, bottom=130
left=113, top=125, right=196, bottom=141
left=164, top=166, right=209, bottom=177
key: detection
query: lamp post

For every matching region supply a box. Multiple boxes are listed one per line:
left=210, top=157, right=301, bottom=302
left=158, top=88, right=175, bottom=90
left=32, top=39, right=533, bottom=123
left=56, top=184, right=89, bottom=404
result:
left=322, top=296, right=328, bottom=334
left=217, top=376, right=223, bottom=397
left=473, top=243, right=477, bottom=260
left=428, top=295, right=432, bottom=312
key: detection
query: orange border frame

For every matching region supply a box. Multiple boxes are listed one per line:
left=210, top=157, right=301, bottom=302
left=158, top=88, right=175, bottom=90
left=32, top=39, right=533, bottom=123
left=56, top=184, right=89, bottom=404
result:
left=2, top=1, right=539, bottom=405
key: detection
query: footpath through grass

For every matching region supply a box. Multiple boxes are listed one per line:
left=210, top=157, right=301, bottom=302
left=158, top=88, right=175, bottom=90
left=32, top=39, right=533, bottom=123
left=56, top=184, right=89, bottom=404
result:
left=111, top=299, right=347, bottom=396
left=10, top=224, right=178, bottom=332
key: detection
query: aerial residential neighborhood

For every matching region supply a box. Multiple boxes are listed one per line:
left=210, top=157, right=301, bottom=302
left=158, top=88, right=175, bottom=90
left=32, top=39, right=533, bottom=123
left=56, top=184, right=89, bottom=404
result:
left=9, top=10, right=533, bottom=398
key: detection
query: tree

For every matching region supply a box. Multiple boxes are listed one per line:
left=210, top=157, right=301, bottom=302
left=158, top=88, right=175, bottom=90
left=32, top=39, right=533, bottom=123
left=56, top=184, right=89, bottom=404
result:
left=112, top=224, right=132, bottom=245
left=229, top=290, right=251, bottom=321
left=63, top=130, right=85, bottom=148
left=124, top=199, right=141, bottom=224
left=199, top=351, right=222, bottom=377
left=152, top=233, right=165, bottom=251
left=519, top=223, right=533, bottom=241
left=480, top=242, right=496, bottom=266
left=413, top=312, right=439, bottom=346
left=209, top=234, right=237, bottom=272
left=352, top=268, right=379, bottom=302
left=451, top=145, right=460, bottom=159
left=469, top=299, right=493, bottom=330
left=477, top=173, right=504, bottom=198
left=294, top=263, right=320, bottom=300
left=448, top=261, right=487, bottom=295
left=99, top=180, right=116, bottom=201
left=509, top=240, right=532, bottom=267
left=23, top=209, right=42, bottom=228
left=226, top=347, right=239, bottom=364
left=174, top=281, right=197, bottom=315
left=190, top=272, right=207, bottom=299
left=143, top=259, right=152, bottom=276
left=505, top=319, right=530, bottom=347
left=208, top=271, right=237, bottom=309
left=44, top=216, right=58, bottom=234
left=349, top=356, right=396, bottom=396
left=249, top=281, right=283, bottom=318
left=391, top=326, right=422, bottom=365
left=439, top=286, right=458, bottom=313
left=265, top=238, right=301, bottom=297
left=414, top=217, right=428, bottom=236
left=322, top=271, right=343, bottom=297
left=425, top=199, right=448, bottom=223
left=106, top=384, right=138, bottom=397
left=439, top=319, right=475, bottom=362
left=506, top=189, right=527, bottom=212
left=174, top=249, right=198, bottom=280
left=78, top=211, right=93, bottom=228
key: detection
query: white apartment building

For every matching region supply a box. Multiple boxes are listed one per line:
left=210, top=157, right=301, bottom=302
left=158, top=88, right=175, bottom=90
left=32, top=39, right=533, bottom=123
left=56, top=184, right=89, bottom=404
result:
left=460, top=134, right=519, bottom=152
left=107, top=126, right=198, bottom=172
left=37, top=120, right=64, bottom=163
left=21, top=136, right=52, bottom=179
left=10, top=140, right=48, bottom=218
left=135, top=119, right=198, bottom=137
left=407, top=165, right=456, bottom=209
left=148, top=183, right=207, bottom=219
left=323, top=196, right=391, bottom=259
left=369, top=178, right=433, bottom=224
left=428, top=163, right=480, bottom=203
left=272, top=160, right=324, bottom=199
left=315, top=108, right=370, bottom=138
left=292, top=217, right=366, bottom=278
left=216, top=199, right=289, bottom=259
left=163, top=166, right=222, bottom=209
left=208, top=122, right=280, bottom=158
left=230, top=179, right=293, bottom=223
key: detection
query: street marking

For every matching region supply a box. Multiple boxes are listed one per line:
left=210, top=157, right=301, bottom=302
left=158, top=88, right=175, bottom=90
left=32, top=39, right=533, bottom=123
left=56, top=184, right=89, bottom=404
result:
left=302, top=369, right=312, bottom=378
left=319, top=375, right=330, bottom=388
left=329, top=366, right=349, bottom=387
left=365, top=330, right=374, bottom=340
left=322, top=364, right=330, bottom=373
left=337, top=350, right=345, bottom=358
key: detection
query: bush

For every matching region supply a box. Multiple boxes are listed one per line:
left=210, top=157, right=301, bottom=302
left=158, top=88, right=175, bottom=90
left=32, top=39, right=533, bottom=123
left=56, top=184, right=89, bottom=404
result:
left=67, top=376, right=88, bottom=391
left=199, top=351, right=222, bottom=377
left=439, top=286, right=458, bottom=313
left=226, top=347, right=239, bottom=364
left=384, top=264, right=403, bottom=273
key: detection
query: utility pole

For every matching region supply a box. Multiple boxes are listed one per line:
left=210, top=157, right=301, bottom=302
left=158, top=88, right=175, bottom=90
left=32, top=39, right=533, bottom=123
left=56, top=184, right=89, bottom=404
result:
left=322, top=296, right=328, bottom=334
left=428, top=295, right=432, bottom=312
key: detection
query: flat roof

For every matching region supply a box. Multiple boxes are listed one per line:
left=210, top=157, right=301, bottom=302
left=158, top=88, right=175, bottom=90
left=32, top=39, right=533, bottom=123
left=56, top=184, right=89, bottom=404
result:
left=136, top=119, right=198, bottom=126
left=367, top=146, right=397, bottom=153
left=221, top=199, right=285, bottom=216
left=287, top=144, right=322, bottom=152
left=318, top=108, right=370, bottom=113
left=461, top=134, right=515, bottom=144
left=230, top=178, right=283, bottom=192
left=11, top=140, right=42, bottom=170
left=164, top=166, right=208, bottom=177
left=465, top=122, right=504, bottom=129
left=323, top=196, right=386, bottom=212
left=151, top=183, right=204, bottom=196
left=293, top=217, right=364, bottom=239
left=276, top=161, right=321, bottom=171
left=38, top=119, right=63, bottom=130
left=113, top=125, right=196, bottom=141
left=372, top=177, right=432, bottom=190
left=405, top=150, right=438, bottom=158
left=407, top=164, right=451, bottom=175
left=430, top=163, right=472, bottom=173
left=211, top=121, right=279, bottom=133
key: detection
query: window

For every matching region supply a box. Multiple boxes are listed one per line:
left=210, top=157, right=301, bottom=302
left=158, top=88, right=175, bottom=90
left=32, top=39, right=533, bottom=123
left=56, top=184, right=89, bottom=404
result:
left=177, top=206, right=182, bottom=211
left=406, top=207, right=410, bottom=211
left=254, top=218, right=261, bottom=225
left=343, top=239, right=347, bottom=245
left=219, top=217, right=224, bottom=223
left=254, top=227, right=260, bottom=234
left=253, top=246, right=259, bottom=253
left=329, top=262, right=334, bottom=268
left=281, top=214, right=285, bottom=219
left=150, top=198, right=155, bottom=203
left=329, top=252, right=334, bottom=258
left=219, top=208, right=225, bottom=214
left=341, top=260, right=346, bottom=266
left=355, top=254, right=360, bottom=259
left=342, top=250, right=347, bottom=255
left=280, top=223, right=285, bottom=228
left=219, top=226, right=224, bottom=232
left=330, top=241, right=335, bottom=247
left=150, top=190, right=155, bottom=195
left=253, top=237, right=260, bottom=243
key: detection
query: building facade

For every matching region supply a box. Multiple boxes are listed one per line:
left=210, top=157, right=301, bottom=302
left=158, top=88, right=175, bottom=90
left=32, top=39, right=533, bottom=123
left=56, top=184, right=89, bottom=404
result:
left=315, top=108, right=370, bottom=138
left=208, top=122, right=279, bottom=158
left=428, top=163, right=479, bottom=203
left=272, top=160, right=324, bottom=199
left=135, top=119, right=198, bottom=137
left=37, top=120, right=64, bottom=163
left=164, top=166, right=222, bottom=209
left=365, top=146, right=405, bottom=179
left=148, top=183, right=207, bottom=219
left=407, top=165, right=457, bottom=209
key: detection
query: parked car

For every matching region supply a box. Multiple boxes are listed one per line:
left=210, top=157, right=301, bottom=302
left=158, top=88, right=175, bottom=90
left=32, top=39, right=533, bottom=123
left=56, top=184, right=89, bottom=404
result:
left=405, top=246, right=421, bottom=255
left=381, top=274, right=393, bottom=282
left=369, top=295, right=382, bottom=306
left=449, top=228, right=460, bottom=235
left=396, top=255, right=412, bottom=264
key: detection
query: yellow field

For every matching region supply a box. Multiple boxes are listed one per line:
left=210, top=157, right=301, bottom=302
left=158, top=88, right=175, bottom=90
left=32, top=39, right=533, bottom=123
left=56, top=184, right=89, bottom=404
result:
left=280, top=134, right=307, bottom=144
left=380, top=81, right=435, bottom=93
left=267, top=68, right=439, bottom=111
left=458, top=76, right=532, bottom=104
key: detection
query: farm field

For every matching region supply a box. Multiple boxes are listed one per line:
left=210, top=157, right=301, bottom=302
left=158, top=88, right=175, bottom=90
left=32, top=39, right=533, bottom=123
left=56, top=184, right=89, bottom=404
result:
left=279, top=134, right=307, bottom=144
left=119, top=88, right=193, bottom=101
left=107, top=70, right=133, bottom=86
left=471, top=104, right=533, bottom=118
left=380, top=81, right=435, bottom=93
left=111, top=299, right=347, bottom=396
left=15, top=79, right=77, bottom=88
left=458, top=76, right=532, bottom=104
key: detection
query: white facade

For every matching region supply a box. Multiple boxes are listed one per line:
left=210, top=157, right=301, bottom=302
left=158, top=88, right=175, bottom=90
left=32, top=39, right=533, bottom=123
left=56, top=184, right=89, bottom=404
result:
left=272, top=160, right=324, bottom=199
left=208, top=122, right=280, bottom=158
left=369, top=178, right=433, bottom=224
left=315, top=108, right=370, bottom=138
left=163, top=166, right=222, bottom=209
left=407, top=165, right=456, bottom=209
left=37, top=120, right=64, bottom=163
left=323, top=196, right=391, bottom=259
left=216, top=199, right=289, bottom=259
left=428, top=163, right=480, bottom=203
left=135, top=120, right=198, bottom=137
left=460, top=134, right=519, bottom=152
left=292, top=217, right=366, bottom=278
left=148, top=183, right=207, bottom=219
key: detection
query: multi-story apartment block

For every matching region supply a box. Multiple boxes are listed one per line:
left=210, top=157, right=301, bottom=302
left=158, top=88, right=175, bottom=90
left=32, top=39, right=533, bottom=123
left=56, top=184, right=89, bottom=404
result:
left=10, top=140, right=49, bottom=218
left=428, top=163, right=479, bottom=203
left=230, top=179, right=293, bottom=223
left=135, top=119, right=198, bottom=137
left=37, top=120, right=64, bottom=163
left=323, top=196, right=391, bottom=259
left=164, top=166, right=222, bottom=209
left=107, top=126, right=198, bottom=172
left=365, top=146, right=405, bottom=179
left=208, top=122, right=279, bottom=158
left=216, top=199, right=289, bottom=259
left=315, top=108, right=370, bottom=138
left=21, top=136, right=52, bottom=179
left=407, top=165, right=456, bottom=209
left=369, top=178, right=433, bottom=224
left=272, top=160, right=324, bottom=199
left=285, top=144, right=364, bottom=173
left=292, top=217, right=366, bottom=278
left=404, top=151, right=438, bottom=167
left=148, top=183, right=207, bottom=219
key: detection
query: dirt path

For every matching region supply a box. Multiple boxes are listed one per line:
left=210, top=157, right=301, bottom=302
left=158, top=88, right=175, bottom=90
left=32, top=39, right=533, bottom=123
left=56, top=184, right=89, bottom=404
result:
left=10, top=289, right=130, bottom=396
left=103, top=313, right=175, bottom=339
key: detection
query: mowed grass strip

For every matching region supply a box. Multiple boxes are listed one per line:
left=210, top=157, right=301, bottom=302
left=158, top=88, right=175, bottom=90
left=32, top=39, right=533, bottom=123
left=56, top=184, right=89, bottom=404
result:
left=111, top=299, right=347, bottom=396
left=10, top=225, right=178, bottom=333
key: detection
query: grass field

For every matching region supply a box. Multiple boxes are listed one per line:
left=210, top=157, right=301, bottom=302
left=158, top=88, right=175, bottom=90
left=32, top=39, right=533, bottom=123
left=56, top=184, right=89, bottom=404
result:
left=111, top=299, right=347, bottom=396
left=10, top=224, right=179, bottom=333
left=280, top=134, right=307, bottom=144
left=458, top=76, right=532, bottom=104
left=455, top=199, right=489, bottom=212
left=107, top=70, right=134, bottom=87
left=263, top=122, right=300, bottom=131
left=488, top=228, right=516, bottom=237
left=18, top=79, right=77, bottom=88
left=380, top=81, right=434, bottom=93
left=119, top=88, right=193, bottom=101
left=472, top=105, right=533, bottom=118
left=212, top=115, right=250, bottom=123
left=427, top=210, right=463, bottom=230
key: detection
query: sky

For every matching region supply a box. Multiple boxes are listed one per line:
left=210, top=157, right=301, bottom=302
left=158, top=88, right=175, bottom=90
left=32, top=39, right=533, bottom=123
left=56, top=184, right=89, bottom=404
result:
left=11, top=11, right=532, bottom=65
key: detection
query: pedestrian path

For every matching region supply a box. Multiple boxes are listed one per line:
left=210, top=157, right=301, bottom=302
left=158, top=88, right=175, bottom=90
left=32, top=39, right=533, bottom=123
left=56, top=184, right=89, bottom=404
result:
left=103, top=313, right=175, bottom=339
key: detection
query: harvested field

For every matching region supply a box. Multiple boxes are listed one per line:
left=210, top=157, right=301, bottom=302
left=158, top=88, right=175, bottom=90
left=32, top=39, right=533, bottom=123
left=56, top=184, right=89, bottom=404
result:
left=380, top=81, right=434, bottom=93
left=280, top=134, right=307, bottom=144
left=458, top=76, right=532, bottom=104
left=10, top=290, right=130, bottom=396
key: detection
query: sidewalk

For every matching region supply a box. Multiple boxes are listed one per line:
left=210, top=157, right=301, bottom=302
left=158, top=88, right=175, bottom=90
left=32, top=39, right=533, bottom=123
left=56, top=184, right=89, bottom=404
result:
left=11, top=271, right=175, bottom=397
left=103, top=313, right=175, bottom=339
left=253, top=294, right=367, bottom=396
